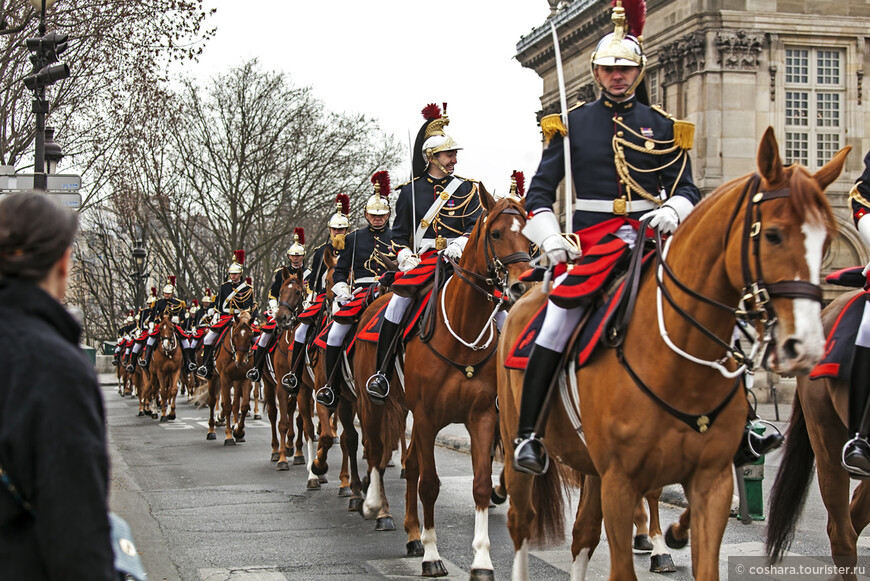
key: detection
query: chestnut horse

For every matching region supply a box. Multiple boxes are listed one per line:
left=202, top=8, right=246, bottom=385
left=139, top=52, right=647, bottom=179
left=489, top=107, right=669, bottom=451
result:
left=767, top=288, right=870, bottom=578
left=150, top=314, right=183, bottom=422
left=497, top=128, right=849, bottom=580
left=204, top=311, right=256, bottom=445
left=355, top=187, right=531, bottom=577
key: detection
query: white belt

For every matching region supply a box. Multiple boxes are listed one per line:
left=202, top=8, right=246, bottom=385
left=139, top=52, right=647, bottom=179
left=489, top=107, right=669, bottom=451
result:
left=573, top=198, right=658, bottom=214
left=418, top=237, right=459, bottom=253
left=352, top=277, right=377, bottom=287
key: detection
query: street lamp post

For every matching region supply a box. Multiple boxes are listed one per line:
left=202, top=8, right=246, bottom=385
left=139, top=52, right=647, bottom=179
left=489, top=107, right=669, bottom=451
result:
left=131, top=238, right=148, bottom=309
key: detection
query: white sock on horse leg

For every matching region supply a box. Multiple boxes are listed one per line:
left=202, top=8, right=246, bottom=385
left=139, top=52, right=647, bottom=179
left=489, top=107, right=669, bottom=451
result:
left=470, top=507, right=493, bottom=571
left=421, top=527, right=442, bottom=563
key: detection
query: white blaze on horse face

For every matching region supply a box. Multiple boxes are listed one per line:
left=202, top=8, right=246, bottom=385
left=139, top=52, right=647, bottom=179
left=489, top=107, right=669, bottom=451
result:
left=512, top=539, right=530, bottom=581
left=421, top=527, right=442, bottom=564
left=362, top=471, right=383, bottom=519
left=787, top=222, right=826, bottom=366
left=470, top=508, right=493, bottom=571
left=511, top=217, right=522, bottom=234
left=571, top=547, right=590, bottom=581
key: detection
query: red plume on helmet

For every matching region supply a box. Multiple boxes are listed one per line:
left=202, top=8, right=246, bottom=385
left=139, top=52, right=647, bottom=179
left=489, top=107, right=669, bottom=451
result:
left=294, top=227, right=305, bottom=245
left=245, top=277, right=252, bottom=285
left=371, top=170, right=391, bottom=198
left=421, top=103, right=441, bottom=121
left=335, top=194, right=350, bottom=215
left=150, top=287, right=157, bottom=297
left=192, top=299, right=199, bottom=307
left=233, top=249, right=245, bottom=265
left=511, top=170, right=526, bottom=197
left=205, top=288, right=212, bottom=296
left=168, top=275, right=176, bottom=286
left=618, top=0, right=646, bottom=37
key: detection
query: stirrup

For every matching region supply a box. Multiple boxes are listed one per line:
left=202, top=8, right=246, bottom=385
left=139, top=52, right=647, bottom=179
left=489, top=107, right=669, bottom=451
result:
left=196, top=365, right=209, bottom=378
left=315, top=386, right=337, bottom=408
left=187, top=361, right=198, bottom=372
left=137, top=356, right=148, bottom=368
left=281, top=372, right=299, bottom=394
left=513, top=433, right=550, bottom=476
left=745, top=419, right=783, bottom=458
left=842, top=437, right=870, bottom=478
left=365, top=372, right=389, bottom=400
left=246, top=368, right=260, bottom=382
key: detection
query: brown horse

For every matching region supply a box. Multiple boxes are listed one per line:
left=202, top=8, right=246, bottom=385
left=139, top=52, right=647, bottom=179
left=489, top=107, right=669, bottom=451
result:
left=498, top=127, right=849, bottom=580
left=767, top=288, right=870, bottom=578
left=204, top=311, right=256, bottom=445
left=151, top=314, right=183, bottom=422
left=355, top=186, right=531, bottom=577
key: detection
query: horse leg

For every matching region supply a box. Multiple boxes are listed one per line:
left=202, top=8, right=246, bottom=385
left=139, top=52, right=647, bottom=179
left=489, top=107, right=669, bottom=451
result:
left=222, top=379, right=234, bottom=445
left=644, top=489, right=676, bottom=573
left=206, top=377, right=217, bottom=441
left=600, top=472, right=641, bottom=581
left=233, top=380, right=250, bottom=442
left=415, top=423, right=447, bottom=577
left=362, top=407, right=388, bottom=520
left=851, top=482, right=870, bottom=534
left=468, top=413, right=497, bottom=578
left=665, top=507, right=691, bottom=550
left=684, top=467, right=732, bottom=580
left=263, top=380, right=281, bottom=463
left=311, top=401, right=335, bottom=477
left=571, top=474, right=602, bottom=581
left=168, top=368, right=179, bottom=420
left=338, top=400, right=364, bottom=516
left=299, top=386, right=323, bottom=490
left=276, top=385, right=291, bottom=470
left=338, top=430, right=351, bottom=498
left=403, top=427, right=424, bottom=558
left=253, top=380, right=262, bottom=419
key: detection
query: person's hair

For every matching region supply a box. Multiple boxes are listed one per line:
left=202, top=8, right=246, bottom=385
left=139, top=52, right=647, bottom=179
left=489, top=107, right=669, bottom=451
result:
left=0, top=193, right=78, bottom=282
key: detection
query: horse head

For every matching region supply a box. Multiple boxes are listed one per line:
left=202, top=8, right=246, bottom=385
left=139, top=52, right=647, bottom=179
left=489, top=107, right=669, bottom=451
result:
left=230, top=310, right=254, bottom=366
left=158, top=314, right=176, bottom=352
left=275, top=268, right=305, bottom=332
left=678, top=127, right=849, bottom=375
left=460, top=182, right=531, bottom=305
left=323, top=246, right=337, bottom=304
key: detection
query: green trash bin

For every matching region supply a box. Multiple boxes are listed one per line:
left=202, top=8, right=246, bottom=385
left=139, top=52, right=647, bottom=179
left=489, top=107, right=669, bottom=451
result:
left=80, top=344, right=96, bottom=366
left=742, top=424, right=766, bottom=521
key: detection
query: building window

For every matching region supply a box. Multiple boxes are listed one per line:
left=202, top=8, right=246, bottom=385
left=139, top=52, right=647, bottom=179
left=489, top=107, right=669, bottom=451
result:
left=647, top=68, right=660, bottom=106
left=784, top=47, right=844, bottom=168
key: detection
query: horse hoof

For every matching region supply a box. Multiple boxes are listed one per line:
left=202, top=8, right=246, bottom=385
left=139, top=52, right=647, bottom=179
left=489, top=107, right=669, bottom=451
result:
left=254, top=414, right=262, bottom=420
left=216, top=420, right=226, bottom=427
left=232, top=430, right=245, bottom=440
left=270, top=452, right=280, bottom=462
left=406, top=540, right=424, bottom=557
left=293, top=455, right=305, bottom=466
left=137, top=411, right=145, bottom=417
left=312, top=461, right=328, bottom=476
left=224, top=438, right=236, bottom=446
left=469, top=569, right=495, bottom=581
left=307, top=478, right=320, bottom=490
left=160, top=416, right=168, bottom=423
left=234, top=436, right=245, bottom=443
left=634, top=534, right=653, bottom=552
left=400, top=468, right=405, bottom=479
left=348, top=497, right=363, bottom=513
left=650, top=553, right=676, bottom=573
left=338, top=486, right=351, bottom=497
left=375, top=517, right=395, bottom=531
left=665, top=524, right=689, bottom=549
left=276, top=461, right=290, bottom=471
left=151, top=413, right=159, bottom=419
left=421, top=560, right=447, bottom=577
left=206, top=432, right=216, bottom=440
left=167, top=414, right=176, bottom=421
left=490, top=485, right=507, bottom=505
left=318, top=474, right=328, bottom=484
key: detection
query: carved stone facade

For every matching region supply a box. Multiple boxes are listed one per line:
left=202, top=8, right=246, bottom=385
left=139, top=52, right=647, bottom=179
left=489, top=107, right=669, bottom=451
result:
left=516, top=0, right=870, bottom=301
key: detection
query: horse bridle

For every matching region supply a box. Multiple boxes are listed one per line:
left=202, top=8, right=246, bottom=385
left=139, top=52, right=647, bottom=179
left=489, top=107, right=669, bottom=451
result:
left=277, top=279, right=305, bottom=330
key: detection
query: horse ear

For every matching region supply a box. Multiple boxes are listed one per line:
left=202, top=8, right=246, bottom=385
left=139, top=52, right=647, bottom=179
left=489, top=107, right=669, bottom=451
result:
left=478, top=182, right=496, bottom=212
left=324, top=248, right=337, bottom=268
left=282, top=266, right=291, bottom=280
left=757, top=127, right=784, bottom=185
left=813, top=145, right=851, bottom=191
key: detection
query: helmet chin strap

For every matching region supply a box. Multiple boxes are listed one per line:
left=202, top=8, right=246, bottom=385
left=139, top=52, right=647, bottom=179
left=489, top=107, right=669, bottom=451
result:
left=426, top=151, right=451, bottom=176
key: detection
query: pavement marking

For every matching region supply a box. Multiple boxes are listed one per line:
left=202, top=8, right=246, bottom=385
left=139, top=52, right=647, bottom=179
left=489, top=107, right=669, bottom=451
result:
left=200, top=568, right=287, bottom=580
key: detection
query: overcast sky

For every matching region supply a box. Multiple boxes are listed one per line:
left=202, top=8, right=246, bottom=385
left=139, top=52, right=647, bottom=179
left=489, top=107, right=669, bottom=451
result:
left=190, top=0, right=554, bottom=196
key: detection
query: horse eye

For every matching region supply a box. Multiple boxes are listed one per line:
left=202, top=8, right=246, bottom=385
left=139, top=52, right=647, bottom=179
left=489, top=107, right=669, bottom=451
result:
left=764, top=229, right=783, bottom=245
left=491, top=229, right=502, bottom=240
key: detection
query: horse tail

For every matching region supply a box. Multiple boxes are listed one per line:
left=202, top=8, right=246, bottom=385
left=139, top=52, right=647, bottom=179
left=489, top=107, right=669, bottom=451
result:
left=766, top=386, right=815, bottom=560
left=529, top=460, right=577, bottom=546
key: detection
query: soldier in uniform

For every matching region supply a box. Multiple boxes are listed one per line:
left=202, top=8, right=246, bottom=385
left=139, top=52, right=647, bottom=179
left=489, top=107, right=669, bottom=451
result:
left=247, top=229, right=310, bottom=382
left=310, top=195, right=350, bottom=296
left=840, top=151, right=870, bottom=476
left=365, top=103, right=482, bottom=403
left=315, top=171, right=396, bottom=408
left=196, top=251, right=255, bottom=379
left=511, top=0, right=704, bottom=475
left=188, top=289, right=215, bottom=370
left=127, top=288, right=158, bottom=372
left=139, top=276, right=189, bottom=369
left=112, top=311, right=137, bottom=366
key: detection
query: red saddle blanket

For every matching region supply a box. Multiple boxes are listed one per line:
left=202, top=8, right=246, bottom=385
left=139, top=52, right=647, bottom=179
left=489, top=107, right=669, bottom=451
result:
left=810, top=291, right=868, bottom=381
left=354, top=290, right=433, bottom=346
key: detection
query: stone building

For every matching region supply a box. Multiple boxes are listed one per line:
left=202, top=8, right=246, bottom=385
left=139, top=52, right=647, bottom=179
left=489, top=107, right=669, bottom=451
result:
left=517, top=0, right=870, bottom=301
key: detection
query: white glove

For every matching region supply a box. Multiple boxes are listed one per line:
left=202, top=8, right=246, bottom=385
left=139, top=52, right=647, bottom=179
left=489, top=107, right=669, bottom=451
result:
left=443, top=236, right=469, bottom=261
left=332, top=281, right=353, bottom=303
left=397, top=247, right=420, bottom=272
left=268, top=298, right=278, bottom=311
left=171, top=316, right=180, bottom=324
left=148, top=322, right=155, bottom=332
left=640, top=196, right=694, bottom=235
left=522, top=210, right=579, bottom=265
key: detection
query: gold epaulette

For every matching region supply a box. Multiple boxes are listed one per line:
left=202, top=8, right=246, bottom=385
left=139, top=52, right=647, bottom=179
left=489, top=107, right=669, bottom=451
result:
left=850, top=182, right=870, bottom=209
left=454, top=174, right=476, bottom=183
left=568, top=100, right=586, bottom=112
left=651, top=105, right=694, bottom=150
left=540, top=114, right=567, bottom=145
left=395, top=176, right=421, bottom=189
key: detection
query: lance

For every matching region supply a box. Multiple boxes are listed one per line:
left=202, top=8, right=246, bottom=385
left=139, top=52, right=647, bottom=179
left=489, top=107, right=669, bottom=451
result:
left=549, top=20, right=573, bottom=234
left=407, top=129, right=418, bottom=254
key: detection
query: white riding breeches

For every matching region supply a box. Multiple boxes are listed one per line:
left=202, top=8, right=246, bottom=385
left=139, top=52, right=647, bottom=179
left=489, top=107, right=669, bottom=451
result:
left=294, top=323, right=309, bottom=344
left=257, top=331, right=272, bottom=348
left=385, top=294, right=413, bottom=324
left=858, top=301, right=870, bottom=348
left=203, top=330, right=219, bottom=346
left=327, top=322, right=353, bottom=347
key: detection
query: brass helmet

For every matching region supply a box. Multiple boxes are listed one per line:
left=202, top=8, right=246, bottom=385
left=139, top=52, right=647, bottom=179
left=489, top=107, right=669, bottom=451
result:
left=328, top=194, right=350, bottom=229
left=147, top=287, right=158, bottom=305
left=365, top=171, right=391, bottom=216
left=201, top=288, right=214, bottom=304
left=287, top=228, right=305, bottom=257
left=228, top=249, right=245, bottom=274
left=412, top=103, right=462, bottom=177
left=189, top=300, right=199, bottom=315
left=590, top=0, right=647, bottom=96
left=506, top=170, right=525, bottom=203
left=162, top=275, right=176, bottom=295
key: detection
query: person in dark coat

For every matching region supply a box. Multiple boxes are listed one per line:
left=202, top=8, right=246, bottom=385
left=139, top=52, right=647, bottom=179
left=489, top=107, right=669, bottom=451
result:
left=0, top=193, right=115, bottom=580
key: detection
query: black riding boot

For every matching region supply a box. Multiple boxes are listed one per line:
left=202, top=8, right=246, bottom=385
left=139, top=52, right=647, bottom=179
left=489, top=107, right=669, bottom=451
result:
left=315, top=345, right=343, bottom=409
left=282, top=340, right=306, bottom=395
left=843, top=346, right=870, bottom=478
left=246, top=345, right=269, bottom=382
left=112, top=351, right=120, bottom=366
left=185, top=347, right=198, bottom=372
left=126, top=348, right=140, bottom=372
left=196, top=343, right=216, bottom=379
left=366, top=320, right=400, bottom=404
left=513, top=345, right=563, bottom=476
left=138, top=342, right=155, bottom=368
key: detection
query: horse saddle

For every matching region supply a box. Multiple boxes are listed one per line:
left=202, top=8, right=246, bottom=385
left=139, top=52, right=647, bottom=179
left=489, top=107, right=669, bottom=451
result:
left=355, top=289, right=432, bottom=346
left=810, top=291, right=868, bottom=381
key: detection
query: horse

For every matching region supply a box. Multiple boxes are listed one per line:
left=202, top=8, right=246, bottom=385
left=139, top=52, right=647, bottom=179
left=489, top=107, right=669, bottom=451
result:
left=497, top=127, right=849, bottom=580
left=355, top=185, right=531, bottom=577
left=203, top=310, right=256, bottom=445
left=767, top=288, right=870, bottom=578
left=150, top=314, right=184, bottom=422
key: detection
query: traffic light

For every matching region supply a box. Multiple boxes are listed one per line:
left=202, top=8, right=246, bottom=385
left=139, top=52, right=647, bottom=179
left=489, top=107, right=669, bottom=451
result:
left=23, top=31, right=69, bottom=91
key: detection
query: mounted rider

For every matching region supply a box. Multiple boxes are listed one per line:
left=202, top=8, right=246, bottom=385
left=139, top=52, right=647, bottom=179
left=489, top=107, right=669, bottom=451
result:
left=127, top=288, right=158, bottom=372
left=315, top=171, right=397, bottom=409
left=196, top=250, right=255, bottom=379
left=247, top=228, right=310, bottom=383
left=139, top=276, right=189, bottom=370
left=365, top=103, right=482, bottom=404
left=511, top=0, right=705, bottom=475
left=187, top=288, right=215, bottom=370
left=112, top=311, right=137, bottom=367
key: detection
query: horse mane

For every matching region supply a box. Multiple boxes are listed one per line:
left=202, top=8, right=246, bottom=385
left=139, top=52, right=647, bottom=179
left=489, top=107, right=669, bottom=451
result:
left=236, top=310, right=252, bottom=325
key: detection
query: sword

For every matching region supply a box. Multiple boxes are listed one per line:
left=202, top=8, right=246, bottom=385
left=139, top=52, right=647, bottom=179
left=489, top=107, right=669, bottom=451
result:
left=549, top=20, right=574, bottom=235
left=408, top=129, right=419, bottom=255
